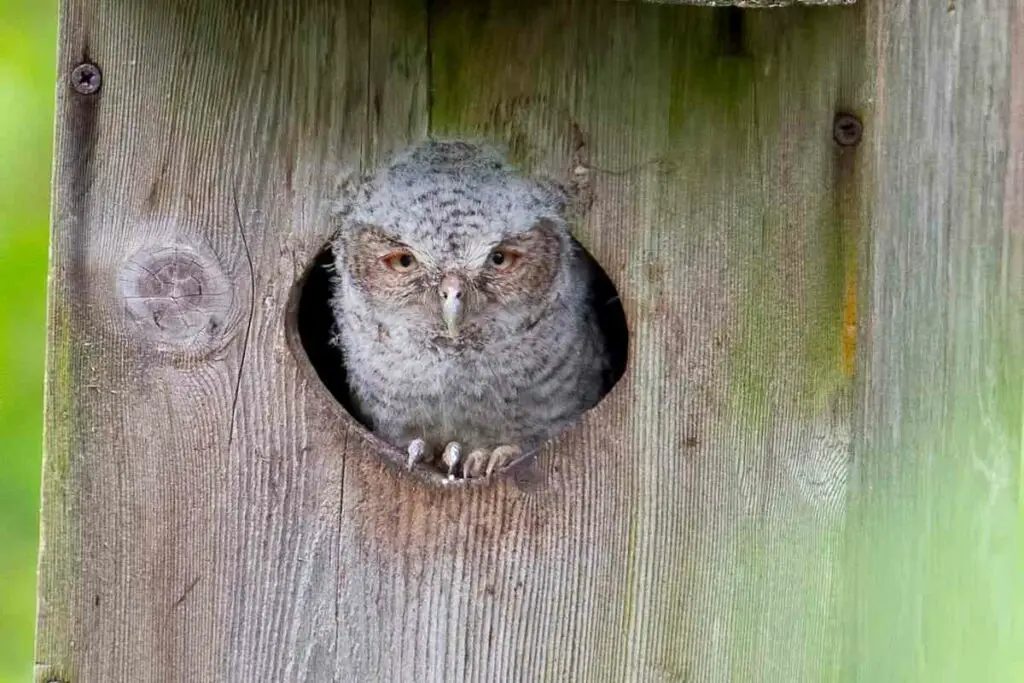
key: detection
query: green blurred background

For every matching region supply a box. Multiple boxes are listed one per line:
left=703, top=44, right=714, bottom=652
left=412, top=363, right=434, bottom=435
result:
left=0, top=1, right=57, bottom=681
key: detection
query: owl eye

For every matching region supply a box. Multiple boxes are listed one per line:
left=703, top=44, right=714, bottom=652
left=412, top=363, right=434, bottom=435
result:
left=488, top=248, right=519, bottom=270
left=382, top=251, right=417, bottom=272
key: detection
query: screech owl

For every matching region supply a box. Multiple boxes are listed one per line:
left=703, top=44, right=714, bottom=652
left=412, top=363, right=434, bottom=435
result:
left=330, top=140, right=611, bottom=480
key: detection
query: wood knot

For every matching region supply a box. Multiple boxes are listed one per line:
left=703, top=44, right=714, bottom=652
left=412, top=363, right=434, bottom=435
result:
left=118, top=242, right=233, bottom=351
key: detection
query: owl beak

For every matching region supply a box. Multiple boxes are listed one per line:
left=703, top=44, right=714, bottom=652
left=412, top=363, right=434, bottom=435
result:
left=439, top=274, right=464, bottom=337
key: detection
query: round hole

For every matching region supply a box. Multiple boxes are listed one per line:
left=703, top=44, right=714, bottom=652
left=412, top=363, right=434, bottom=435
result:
left=295, top=238, right=628, bottom=484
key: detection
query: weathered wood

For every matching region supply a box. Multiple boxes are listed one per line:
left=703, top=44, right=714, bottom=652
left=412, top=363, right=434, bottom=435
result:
left=846, top=0, right=1024, bottom=679
left=38, top=2, right=372, bottom=680
left=36, top=1, right=1021, bottom=682
left=427, top=4, right=865, bottom=680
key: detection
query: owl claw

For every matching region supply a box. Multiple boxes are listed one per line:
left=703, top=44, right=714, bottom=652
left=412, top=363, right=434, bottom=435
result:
left=406, top=438, right=427, bottom=470
left=461, top=449, right=486, bottom=478
left=442, top=441, right=462, bottom=474
left=461, top=444, right=522, bottom=479
left=487, top=445, right=522, bottom=476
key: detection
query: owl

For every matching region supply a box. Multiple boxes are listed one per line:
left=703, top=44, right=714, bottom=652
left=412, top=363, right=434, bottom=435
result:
left=330, top=140, right=611, bottom=479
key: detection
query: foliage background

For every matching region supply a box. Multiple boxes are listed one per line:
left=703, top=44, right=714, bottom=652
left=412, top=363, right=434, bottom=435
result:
left=0, top=1, right=57, bottom=681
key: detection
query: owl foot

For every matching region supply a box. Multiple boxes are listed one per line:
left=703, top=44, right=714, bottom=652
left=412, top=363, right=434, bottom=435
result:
left=406, top=438, right=427, bottom=470
left=441, top=442, right=461, bottom=474
left=406, top=439, right=522, bottom=480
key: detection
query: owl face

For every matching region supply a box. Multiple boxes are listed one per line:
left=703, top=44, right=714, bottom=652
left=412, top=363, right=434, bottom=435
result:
left=342, top=217, right=564, bottom=346
left=336, top=141, right=574, bottom=347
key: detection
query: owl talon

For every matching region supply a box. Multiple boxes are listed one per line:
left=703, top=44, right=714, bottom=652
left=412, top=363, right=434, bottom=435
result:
left=442, top=441, right=462, bottom=474
left=460, top=444, right=521, bottom=479
left=462, top=449, right=487, bottom=478
left=406, top=438, right=427, bottom=470
left=487, top=445, right=522, bottom=476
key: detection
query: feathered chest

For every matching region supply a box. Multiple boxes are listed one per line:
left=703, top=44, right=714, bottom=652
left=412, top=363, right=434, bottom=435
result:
left=343, top=316, right=560, bottom=403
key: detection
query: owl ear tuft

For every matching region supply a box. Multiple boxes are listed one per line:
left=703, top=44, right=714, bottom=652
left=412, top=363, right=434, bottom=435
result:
left=330, top=220, right=377, bottom=263
left=535, top=174, right=591, bottom=230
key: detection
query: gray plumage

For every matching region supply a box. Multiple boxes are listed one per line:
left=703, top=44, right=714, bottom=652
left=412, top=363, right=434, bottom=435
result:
left=329, top=140, right=609, bottom=477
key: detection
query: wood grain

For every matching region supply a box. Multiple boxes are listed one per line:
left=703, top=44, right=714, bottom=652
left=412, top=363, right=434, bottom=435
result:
left=36, top=0, right=1021, bottom=681
left=426, top=3, right=865, bottom=680
left=845, top=0, right=1024, bottom=679
left=37, top=1, right=370, bottom=680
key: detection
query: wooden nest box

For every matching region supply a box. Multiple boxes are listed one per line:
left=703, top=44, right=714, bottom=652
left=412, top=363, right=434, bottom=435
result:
left=37, top=0, right=1022, bottom=681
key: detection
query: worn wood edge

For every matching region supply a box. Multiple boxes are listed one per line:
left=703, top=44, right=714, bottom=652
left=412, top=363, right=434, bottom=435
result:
left=34, top=0, right=89, bottom=678
left=630, top=0, right=856, bottom=7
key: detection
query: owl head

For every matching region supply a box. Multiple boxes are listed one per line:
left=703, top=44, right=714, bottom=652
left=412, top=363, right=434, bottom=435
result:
left=334, top=140, right=578, bottom=347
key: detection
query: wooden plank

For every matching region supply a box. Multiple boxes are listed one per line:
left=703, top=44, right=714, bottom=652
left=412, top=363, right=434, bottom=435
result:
left=37, top=1, right=377, bottom=680
left=356, top=2, right=867, bottom=680
left=846, top=0, right=1024, bottom=679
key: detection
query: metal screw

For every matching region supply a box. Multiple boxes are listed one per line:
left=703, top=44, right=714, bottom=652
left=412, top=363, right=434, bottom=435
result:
left=833, top=113, right=862, bottom=147
left=71, top=62, right=102, bottom=95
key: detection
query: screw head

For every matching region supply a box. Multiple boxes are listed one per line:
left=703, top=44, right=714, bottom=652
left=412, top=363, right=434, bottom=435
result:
left=833, top=113, right=863, bottom=147
left=71, top=62, right=102, bottom=95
